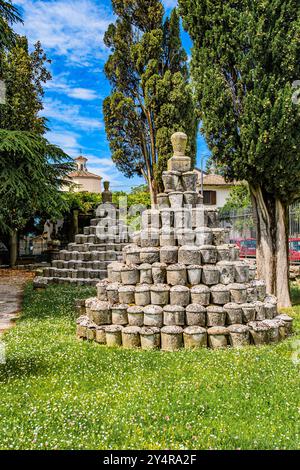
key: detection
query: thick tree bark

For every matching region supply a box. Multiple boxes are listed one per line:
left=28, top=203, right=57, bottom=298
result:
left=9, top=230, right=18, bottom=267
left=250, top=185, right=291, bottom=307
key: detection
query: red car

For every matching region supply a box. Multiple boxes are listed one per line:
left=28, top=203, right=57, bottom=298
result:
left=230, top=238, right=256, bottom=258
left=231, top=237, right=300, bottom=263
left=289, top=238, right=300, bottom=263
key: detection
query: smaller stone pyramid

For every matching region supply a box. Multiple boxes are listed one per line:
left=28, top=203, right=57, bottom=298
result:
left=35, top=182, right=129, bottom=287
left=77, top=132, right=293, bottom=350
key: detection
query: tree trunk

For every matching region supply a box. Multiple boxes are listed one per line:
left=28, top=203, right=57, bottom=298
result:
left=250, top=185, right=291, bottom=307
left=9, top=230, right=18, bottom=268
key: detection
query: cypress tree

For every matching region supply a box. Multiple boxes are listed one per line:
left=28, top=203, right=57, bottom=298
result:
left=179, top=0, right=300, bottom=306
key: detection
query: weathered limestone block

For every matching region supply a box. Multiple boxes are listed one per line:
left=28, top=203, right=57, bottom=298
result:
left=106, top=283, right=120, bottom=305
left=254, top=300, right=266, bottom=320
left=185, top=304, right=206, bottom=326
left=206, top=209, right=218, bottom=228
left=143, top=305, right=163, bottom=327
left=234, top=261, right=250, bottom=283
left=142, top=209, right=161, bottom=230
left=264, top=294, right=277, bottom=305
left=263, top=319, right=280, bottom=343
left=174, top=208, right=192, bottom=229
left=97, top=280, right=109, bottom=301
left=168, top=155, right=191, bottom=172
left=125, top=247, right=141, bottom=266
left=228, top=283, right=248, bottom=304
left=140, top=230, right=160, bottom=248
left=140, top=327, right=161, bottom=350
left=170, top=285, right=190, bottom=306
left=191, top=207, right=207, bottom=228
left=217, top=261, right=235, bottom=285
left=190, top=284, right=210, bottom=305
left=76, top=317, right=89, bottom=339
left=140, top=247, right=160, bottom=264
left=249, top=265, right=256, bottom=280
left=131, top=231, right=141, bottom=246
left=152, top=262, right=167, bottom=284
left=207, top=326, right=229, bottom=349
left=127, top=306, right=144, bottom=327
left=121, top=265, right=139, bottom=285
left=241, top=303, right=256, bottom=322
left=118, top=286, right=135, bottom=304
left=105, top=325, right=123, bottom=347
left=85, top=297, right=98, bottom=317
left=224, top=302, right=243, bottom=325
left=248, top=321, right=269, bottom=345
left=138, top=263, right=153, bottom=284
left=168, top=191, right=183, bottom=208
left=157, top=193, right=170, bottom=208
left=160, top=208, right=174, bottom=228
left=160, top=246, right=178, bottom=264
left=195, top=227, right=213, bottom=246
left=162, top=171, right=181, bottom=193
left=161, top=326, right=183, bottom=351
left=95, top=325, right=106, bottom=344
left=134, top=284, right=151, bottom=306
left=183, top=191, right=198, bottom=207
left=176, top=229, right=195, bottom=246
left=275, top=314, right=293, bottom=336
left=246, top=285, right=258, bottom=302
left=210, top=284, right=230, bottom=305
left=121, top=326, right=140, bottom=348
left=199, top=245, right=218, bottom=264
left=272, top=318, right=286, bottom=341
left=160, top=228, right=176, bottom=247
left=228, top=244, right=240, bottom=261
left=186, top=265, right=202, bottom=285
left=251, top=279, right=266, bottom=301
left=182, top=171, right=197, bottom=191
left=202, top=265, right=220, bottom=285
left=178, top=245, right=202, bottom=265
left=183, top=326, right=207, bottom=349
left=166, top=264, right=187, bottom=286
left=111, top=304, right=128, bottom=325
left=217, top=245, right=230, bottom=262
left=150, top=284, right=170, bottom=305
left=206, top=305, right=226, bottom=327
left=86, top=323, right=97, bottom=341
left=212, top=228, right=229, bottom=245
left=228, top=324, right=250, bottom=347
left=264, top=301, right=277, bottom=319
left=163, top=305, right=185, bottom=326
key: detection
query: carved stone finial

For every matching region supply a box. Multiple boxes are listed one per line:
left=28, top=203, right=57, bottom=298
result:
left=102, top=180, right=112, bottom=203
left=171, top=132, right=188, bottom=157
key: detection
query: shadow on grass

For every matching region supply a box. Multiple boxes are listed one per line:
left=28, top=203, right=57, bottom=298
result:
left=0, top=356, right=50, bottom=383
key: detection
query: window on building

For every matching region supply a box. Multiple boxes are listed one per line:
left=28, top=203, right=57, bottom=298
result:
left=203, top=190, right=217, bottom=205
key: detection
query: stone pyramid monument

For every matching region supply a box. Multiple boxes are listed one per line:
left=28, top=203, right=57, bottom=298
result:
left=35, top=182, right=129, bottom=287
left=76, top=132, right=293, bottom=350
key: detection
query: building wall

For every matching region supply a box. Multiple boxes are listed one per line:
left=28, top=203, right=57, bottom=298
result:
left=203, top=185, right=233, bottom=208
left=70, top=177, right=102, bottom=194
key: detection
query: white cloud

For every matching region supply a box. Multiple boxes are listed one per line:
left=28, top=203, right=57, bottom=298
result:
left=43, top=97, right=102, bottom=131
left=15, top=0, right=114, bottom=66
left=45, top=76, right=99, bottom=101
left=67, top=88, right=98, bottom=100
left=46, top=129, right=80, bottom=156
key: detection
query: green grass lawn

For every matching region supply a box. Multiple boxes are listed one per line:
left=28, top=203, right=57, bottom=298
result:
left=0, top=282, right=300, bottom=450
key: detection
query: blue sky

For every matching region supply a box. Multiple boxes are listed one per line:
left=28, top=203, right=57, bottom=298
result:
left=15, top=0, right=209, bottom=191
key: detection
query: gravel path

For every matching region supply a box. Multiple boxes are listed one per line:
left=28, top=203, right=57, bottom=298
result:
left=0, top=270, right=34, bottom=334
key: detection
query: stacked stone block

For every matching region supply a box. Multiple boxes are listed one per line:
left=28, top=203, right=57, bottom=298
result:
left=36, top=204, right=129, bottom=287
left=77, top=132, right=293, bottom=348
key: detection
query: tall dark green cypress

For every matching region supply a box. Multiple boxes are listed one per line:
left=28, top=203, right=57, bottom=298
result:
left=179, top=0, right=300, bottom=306
left=103, top=1, right=196, bottom=203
